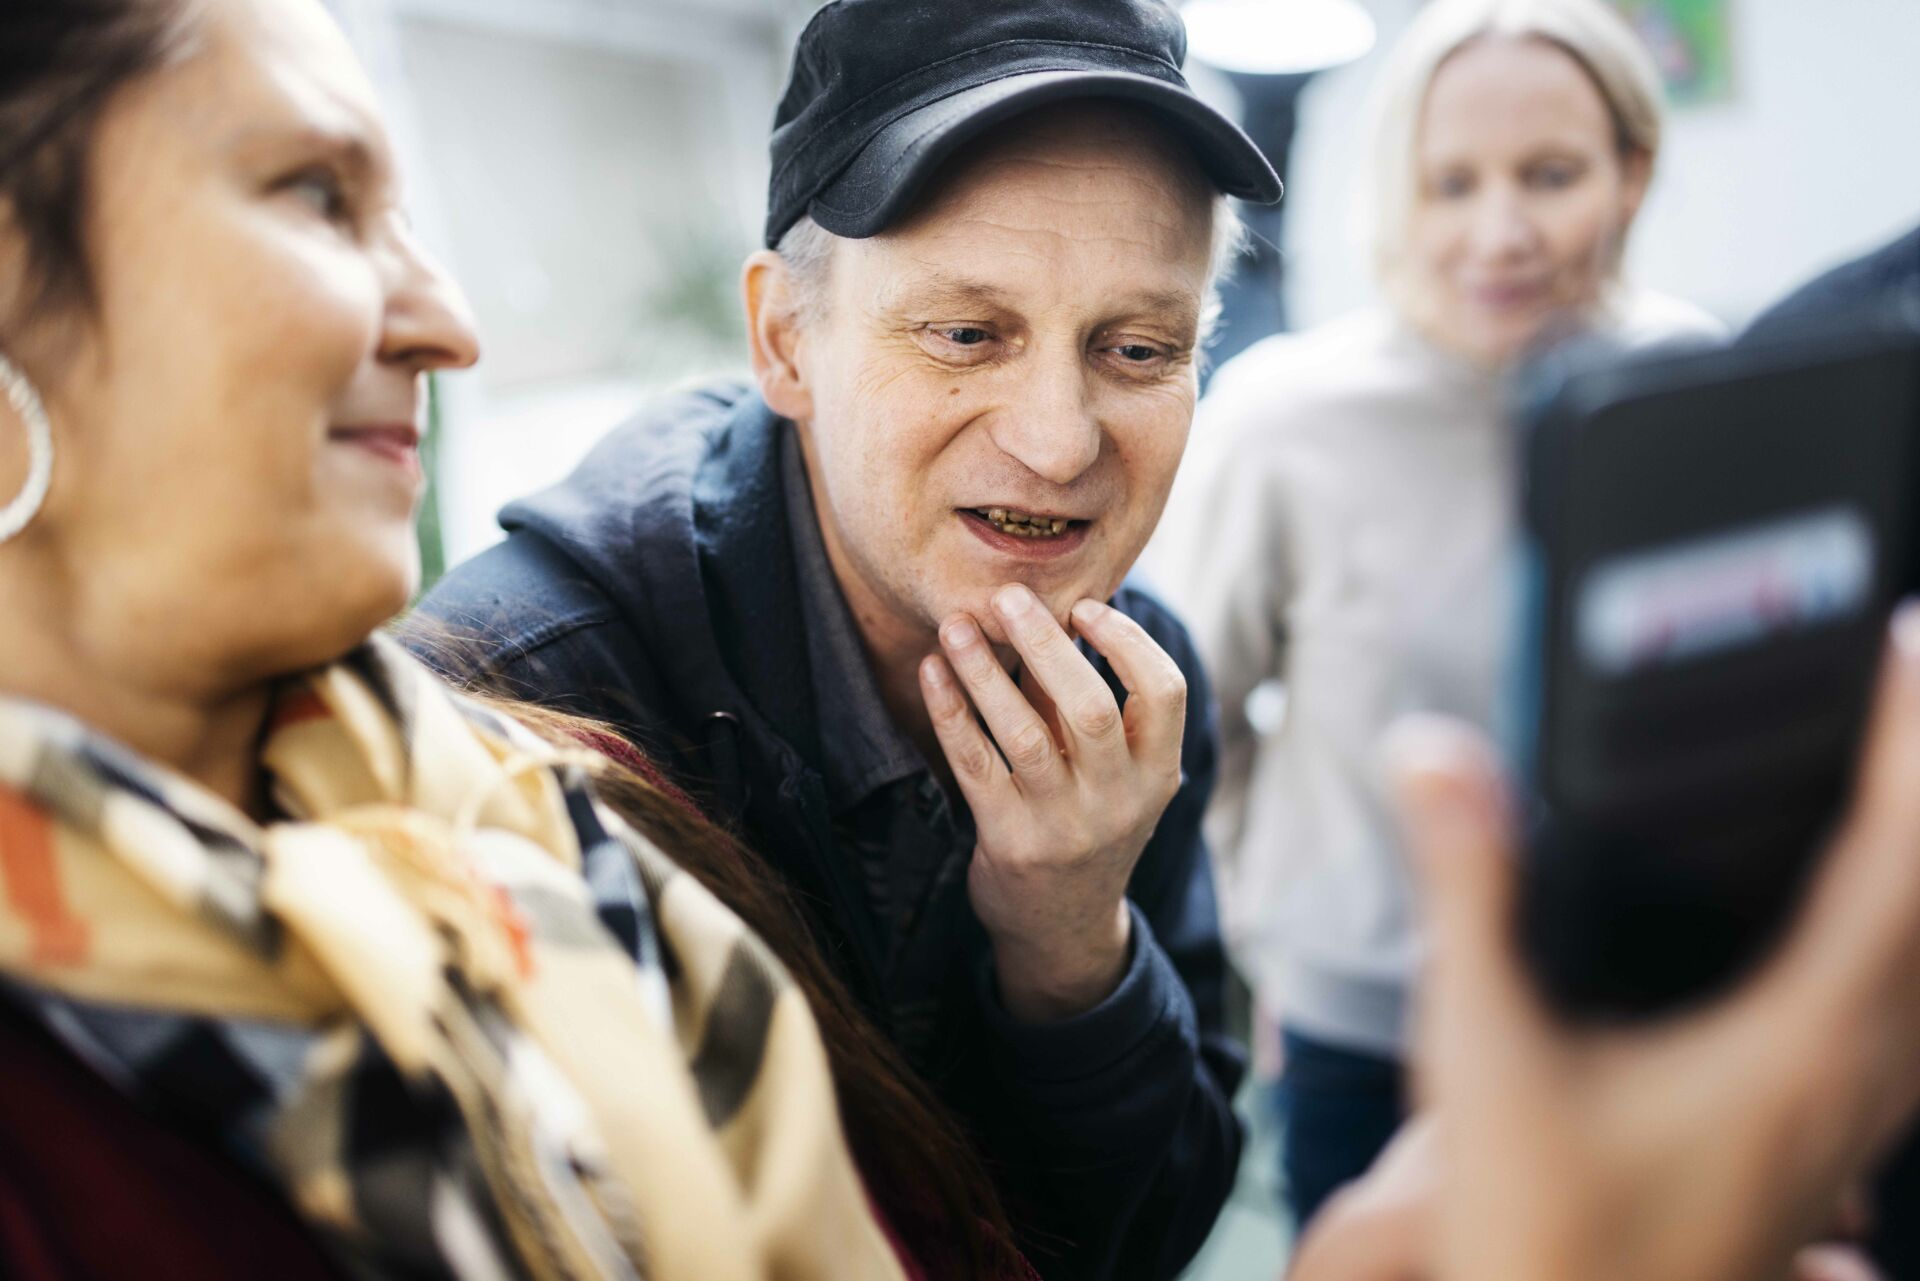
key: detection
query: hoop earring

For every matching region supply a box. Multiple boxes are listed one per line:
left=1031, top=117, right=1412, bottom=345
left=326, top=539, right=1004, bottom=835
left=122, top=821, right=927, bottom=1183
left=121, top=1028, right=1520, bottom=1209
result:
left=0, top=352, right=53, bottom=544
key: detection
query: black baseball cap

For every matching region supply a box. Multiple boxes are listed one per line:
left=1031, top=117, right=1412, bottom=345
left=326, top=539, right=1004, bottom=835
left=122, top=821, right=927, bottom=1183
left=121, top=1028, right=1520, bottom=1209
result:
left=764, top=0, right=1284, bottom=248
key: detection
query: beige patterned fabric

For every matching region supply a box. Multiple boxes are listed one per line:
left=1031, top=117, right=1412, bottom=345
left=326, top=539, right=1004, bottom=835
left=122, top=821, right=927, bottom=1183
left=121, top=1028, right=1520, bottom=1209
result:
left=0, top=637, right=905, bottom=1281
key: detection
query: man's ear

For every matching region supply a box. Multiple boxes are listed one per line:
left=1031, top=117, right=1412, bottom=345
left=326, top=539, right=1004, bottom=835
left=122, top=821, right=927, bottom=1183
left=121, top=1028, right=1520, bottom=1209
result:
left=742, top=250, right=815, bottom=423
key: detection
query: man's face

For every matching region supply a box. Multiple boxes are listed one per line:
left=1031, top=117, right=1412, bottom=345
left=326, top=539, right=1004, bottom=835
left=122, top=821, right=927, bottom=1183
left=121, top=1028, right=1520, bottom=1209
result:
left=789, top=103, right=1215, bottom=648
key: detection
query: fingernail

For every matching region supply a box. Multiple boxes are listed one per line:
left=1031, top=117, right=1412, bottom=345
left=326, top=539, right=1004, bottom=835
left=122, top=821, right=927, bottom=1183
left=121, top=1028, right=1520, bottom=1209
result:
left=941, top=616, right=981, bottom=649
left=1399, top=766, right=1476, bottom=827
left=1894, top=599, right=1920, bottom=660
left=1070, top=599, right=1106, bottom=629
left=994, top=585, right=1033, bottom=617
left=1380, top=716, right=1491, bottom=805
left=920, top=654, right=950, bottom=687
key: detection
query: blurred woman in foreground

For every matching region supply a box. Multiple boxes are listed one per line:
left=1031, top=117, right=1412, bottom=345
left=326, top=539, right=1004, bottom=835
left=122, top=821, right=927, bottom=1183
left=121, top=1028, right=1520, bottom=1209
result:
left=1151, top=0, right=1721, bottom=1228
left=0, top=2, right=1012, bottom=1277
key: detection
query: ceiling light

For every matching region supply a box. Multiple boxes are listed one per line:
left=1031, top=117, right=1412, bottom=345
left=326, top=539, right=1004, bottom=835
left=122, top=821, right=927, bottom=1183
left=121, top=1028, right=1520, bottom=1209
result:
left=1182, top=0, right=1378, bottom=75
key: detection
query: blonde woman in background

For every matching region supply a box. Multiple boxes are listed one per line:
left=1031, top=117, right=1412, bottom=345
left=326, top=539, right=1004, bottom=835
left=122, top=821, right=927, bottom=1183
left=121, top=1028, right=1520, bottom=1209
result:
left=1148, top=0, right=1722, bottom=1230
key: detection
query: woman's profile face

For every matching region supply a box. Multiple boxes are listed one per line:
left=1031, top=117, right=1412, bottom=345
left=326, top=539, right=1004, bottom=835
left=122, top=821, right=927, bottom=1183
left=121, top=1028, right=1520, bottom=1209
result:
left=1402, top=35, right=1650, bottom=368
left=11, top=0, right=477, bottom=689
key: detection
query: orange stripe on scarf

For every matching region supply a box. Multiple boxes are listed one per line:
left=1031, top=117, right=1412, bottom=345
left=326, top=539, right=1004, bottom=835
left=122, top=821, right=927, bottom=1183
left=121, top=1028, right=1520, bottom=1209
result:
left=270, top=690, right=332, bottom=733
left=0, top=786, right=89, bottom=966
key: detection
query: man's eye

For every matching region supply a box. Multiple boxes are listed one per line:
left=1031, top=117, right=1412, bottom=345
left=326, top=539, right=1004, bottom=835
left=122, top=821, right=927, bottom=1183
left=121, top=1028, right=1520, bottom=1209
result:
left=942, top=327, right=991, bottom=346
left=1115, top=344, right=1161, bottom=363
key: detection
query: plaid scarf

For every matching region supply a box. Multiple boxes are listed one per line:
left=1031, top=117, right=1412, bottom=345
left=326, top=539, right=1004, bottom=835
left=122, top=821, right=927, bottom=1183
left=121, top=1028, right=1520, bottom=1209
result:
left=0, top=637, right=905, bottom=1281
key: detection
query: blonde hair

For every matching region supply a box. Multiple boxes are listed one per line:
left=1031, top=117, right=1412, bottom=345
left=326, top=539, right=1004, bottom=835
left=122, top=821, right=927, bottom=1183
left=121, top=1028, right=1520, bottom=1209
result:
left=1366, top=0, right=1665, bottom=298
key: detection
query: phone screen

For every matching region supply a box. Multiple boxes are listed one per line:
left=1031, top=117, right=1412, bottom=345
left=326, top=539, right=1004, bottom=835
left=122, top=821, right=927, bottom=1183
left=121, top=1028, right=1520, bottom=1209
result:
left=1576, top=507, right=1873, bottom=677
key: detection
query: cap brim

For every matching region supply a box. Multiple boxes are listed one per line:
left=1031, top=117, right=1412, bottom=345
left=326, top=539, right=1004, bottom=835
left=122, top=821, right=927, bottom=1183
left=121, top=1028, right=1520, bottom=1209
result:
left=806, top=68, right=1283, bottom=240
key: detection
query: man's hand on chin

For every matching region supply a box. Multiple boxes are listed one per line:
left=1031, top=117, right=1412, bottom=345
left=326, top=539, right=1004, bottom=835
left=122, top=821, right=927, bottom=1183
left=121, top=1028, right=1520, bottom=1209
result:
left=917, top=584, right=1186, bottom=1023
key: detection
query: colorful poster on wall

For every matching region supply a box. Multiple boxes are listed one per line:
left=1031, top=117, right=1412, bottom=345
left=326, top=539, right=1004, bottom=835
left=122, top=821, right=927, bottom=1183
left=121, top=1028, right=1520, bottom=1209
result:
left=1613, top=0, right=1735, bottom=105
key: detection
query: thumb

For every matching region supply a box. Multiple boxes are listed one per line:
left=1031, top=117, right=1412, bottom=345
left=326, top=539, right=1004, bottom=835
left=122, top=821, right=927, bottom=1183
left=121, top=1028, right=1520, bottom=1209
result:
left=1384, top=717, right=1549, bottom=1100
left=1760, top=602, right=1920, bottom=1136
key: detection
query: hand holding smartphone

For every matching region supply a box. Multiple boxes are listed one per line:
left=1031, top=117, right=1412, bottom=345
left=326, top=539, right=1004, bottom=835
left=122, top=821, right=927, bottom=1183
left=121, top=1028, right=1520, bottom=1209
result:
left=1511, top=325, right=1920, bottom=1019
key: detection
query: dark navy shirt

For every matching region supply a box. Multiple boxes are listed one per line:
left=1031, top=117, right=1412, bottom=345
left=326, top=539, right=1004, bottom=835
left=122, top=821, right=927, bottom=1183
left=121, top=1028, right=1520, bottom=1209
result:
left=779, top=430, right=975, bottom=1062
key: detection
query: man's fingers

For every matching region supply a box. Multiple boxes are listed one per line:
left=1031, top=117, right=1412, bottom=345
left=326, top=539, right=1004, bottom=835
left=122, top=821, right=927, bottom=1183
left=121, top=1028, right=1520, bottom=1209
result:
left=1069, top=598, right=1187, bottom=766
left=1384, top=716, right=1548, bottom=1099
left=1774, top=603, right=1920, bottom=994
left=919, top=653, right=1011, bottom=806
left=938, top=612, right=1070, bottom=793
left=990, top=585, right=1128, bottom=763
left=1758, top=603, right=1920, bottom=1129
left=1843, top=603, right=1920, bottom=846
left=1017, top=663, right=1071, bottom=751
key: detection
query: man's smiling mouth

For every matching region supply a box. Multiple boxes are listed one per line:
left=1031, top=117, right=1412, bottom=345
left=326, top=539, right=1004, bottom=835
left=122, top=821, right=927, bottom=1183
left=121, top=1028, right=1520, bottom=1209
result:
left=968, top=506, right=1084, bottom=539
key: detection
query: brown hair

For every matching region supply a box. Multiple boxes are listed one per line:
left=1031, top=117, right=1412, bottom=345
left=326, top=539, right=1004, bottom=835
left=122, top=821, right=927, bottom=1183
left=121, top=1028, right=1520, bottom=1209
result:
left=478, top=693, right=1019, bottom=1274
left=0, top=0, right=199, bottom=334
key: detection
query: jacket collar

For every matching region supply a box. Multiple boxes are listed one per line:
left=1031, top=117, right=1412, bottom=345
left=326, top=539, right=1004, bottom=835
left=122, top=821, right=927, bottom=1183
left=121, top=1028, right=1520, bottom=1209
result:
left=690, top=392, right=825, bottom=767
left=777, top=430, right=928, bottom=813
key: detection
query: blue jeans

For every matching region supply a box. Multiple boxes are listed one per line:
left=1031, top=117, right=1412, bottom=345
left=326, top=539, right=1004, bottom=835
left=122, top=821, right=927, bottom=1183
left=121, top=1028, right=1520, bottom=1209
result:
left=1273, top=1027, right=1407, bottom=1232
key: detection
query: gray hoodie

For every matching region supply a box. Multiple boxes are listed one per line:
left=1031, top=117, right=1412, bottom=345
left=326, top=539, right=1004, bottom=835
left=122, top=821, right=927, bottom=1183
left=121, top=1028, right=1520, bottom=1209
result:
left=1145, top=296, right=1723, bottom=1056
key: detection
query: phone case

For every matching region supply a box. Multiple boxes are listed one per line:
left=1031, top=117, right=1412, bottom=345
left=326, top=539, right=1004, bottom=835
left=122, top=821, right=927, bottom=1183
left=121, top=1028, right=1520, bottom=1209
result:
left=1511, top=324, right=1920, bottom=1020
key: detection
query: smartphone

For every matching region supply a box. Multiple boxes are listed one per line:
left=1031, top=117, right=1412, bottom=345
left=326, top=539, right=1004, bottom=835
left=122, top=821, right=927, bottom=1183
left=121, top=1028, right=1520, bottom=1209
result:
left=1511, top=325, right=1920, bottom=1020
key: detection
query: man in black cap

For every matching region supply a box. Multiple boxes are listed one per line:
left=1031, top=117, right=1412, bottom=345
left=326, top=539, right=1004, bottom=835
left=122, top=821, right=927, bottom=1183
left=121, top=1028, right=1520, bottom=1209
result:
left=418, top=3, right=1282, bottom=1276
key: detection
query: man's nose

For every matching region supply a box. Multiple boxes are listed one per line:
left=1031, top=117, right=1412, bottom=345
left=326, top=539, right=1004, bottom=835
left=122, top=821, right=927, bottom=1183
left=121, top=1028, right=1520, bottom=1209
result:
left=986, top=354, right=1102, bottom=486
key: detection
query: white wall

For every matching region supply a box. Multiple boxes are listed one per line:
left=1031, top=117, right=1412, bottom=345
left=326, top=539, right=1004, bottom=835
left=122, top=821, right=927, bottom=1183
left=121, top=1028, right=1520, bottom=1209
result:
left=1283, top=0, right=1920, bottom=331
left=351, top=7, right=787, bottom=563
left=397, top=20, right=752, bottom=389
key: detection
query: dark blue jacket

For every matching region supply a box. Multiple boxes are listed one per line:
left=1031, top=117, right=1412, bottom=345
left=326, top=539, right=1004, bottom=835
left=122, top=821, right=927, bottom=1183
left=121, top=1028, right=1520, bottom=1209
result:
left=1745, top=222, right=1920, bottom=344
left=413, top=382, right=1244, bottom=1281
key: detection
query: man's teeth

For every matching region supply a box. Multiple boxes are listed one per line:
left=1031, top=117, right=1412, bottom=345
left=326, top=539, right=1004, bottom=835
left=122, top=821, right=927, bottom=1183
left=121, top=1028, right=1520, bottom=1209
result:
left=982, top=507, right=1071, bottom=537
